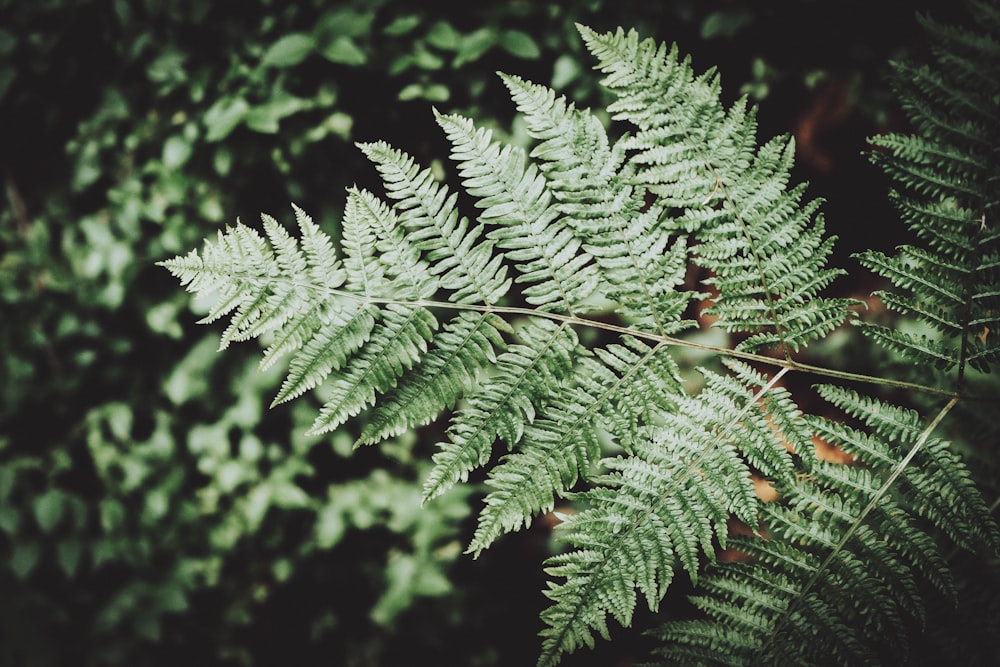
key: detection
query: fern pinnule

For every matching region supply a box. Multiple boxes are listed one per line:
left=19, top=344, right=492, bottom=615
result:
left=434, top=109, right=601, bottom=312
left=358, top=140, right=511, bottom=305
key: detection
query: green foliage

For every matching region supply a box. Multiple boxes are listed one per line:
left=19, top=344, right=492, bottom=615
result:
left=858, top=3, right=1000, bottom=378
left=163, top=6, right=1000, bottom=666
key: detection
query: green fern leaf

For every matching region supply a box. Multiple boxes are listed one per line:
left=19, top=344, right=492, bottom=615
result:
left=862, top=0, right=1000, bottom=381
left=423, top=319, right=580, bottom=503
left=308, top=303, right=438, bottom=435
left=537, top=361, right=803, bottom=666
left=582, top=26, right=853, bottom=354
left=358, top=140, right=511, bottom=304
left=500, top=72, right=700, bottom=334
left=435, top=110, right=601, bottom=312
left=161, top=12, right=1000, bottom=667
left=358, top=311, right=509, bottom=444
left=467, top=337, right=681, bottom=558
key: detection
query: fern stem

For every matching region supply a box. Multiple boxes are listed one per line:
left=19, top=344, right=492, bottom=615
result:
left=267, top=275, right=987, bottom=400
left=331, top=290, right=974, bottom=397
left=753, top=397, right=959, bottom=664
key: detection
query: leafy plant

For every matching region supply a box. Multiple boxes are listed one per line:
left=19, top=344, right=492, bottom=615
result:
left=163, top=6, right=999, bottom=667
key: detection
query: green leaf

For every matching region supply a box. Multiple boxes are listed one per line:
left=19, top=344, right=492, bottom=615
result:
left=454, top=28, right=496, bottom=67
left=551, top=54, right=580, bottom=89
left=204, top=97, right=249, bottom=142
left=426, top=21, right=461, bottom=51
left=261, top=33, right=316, bottom=68
left=33, top=488, right=65, bottom=534
left=57, top=539, right=83, bottom=578
left=10, top=541, right=40, bottom=580
left=384, top=15, right=421, bottom=36
left=0, top=505, right=20, bottom=535
left=315, top=7, right=375, bottom=39
left=500, top=30, right=541, bottom=59
left=320, top=36, right=367, bottom=66
left=398, top=83, right=450, bottom=102
left=162, top=135, right=192, bottom=169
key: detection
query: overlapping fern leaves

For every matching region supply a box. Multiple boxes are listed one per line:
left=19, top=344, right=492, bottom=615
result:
left=162, top=10, right=1000, bottom=667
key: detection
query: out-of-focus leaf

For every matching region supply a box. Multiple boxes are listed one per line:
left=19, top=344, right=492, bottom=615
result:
left=10, top=540, right=41, bottom=580
left=454, top=28, right=496, bottom=67
left=315, top=8, right=375, bottom=39
left=0, top=505, right=20, bottom=535
left=162, top=135, right=192, bottom=169
left=320, top=36, right=367, bottom=65
left=500, top=30, right=541, bottom=59
left=384, top=15, right=421, bottom=36
left=57, top=539, right=83, bottom=578
left=701, top=9, right=755, bottom=39
left=33, top=488, right=65, bottom=534
left=552, top=54, right=580, bottom=89
left=261, top=33, right=315, bottom=68
left=426, top=21, right=460, bottom=51
left=204, top=97, right=249, bottom=142
left=398, top=83, right=450, bottom=102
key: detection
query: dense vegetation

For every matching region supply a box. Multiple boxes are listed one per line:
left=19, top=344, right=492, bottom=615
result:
left=3, top=1, right=997, bottom=665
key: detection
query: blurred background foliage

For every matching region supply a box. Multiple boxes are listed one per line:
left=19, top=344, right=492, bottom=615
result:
left=0, top=0, right=978, bottom=665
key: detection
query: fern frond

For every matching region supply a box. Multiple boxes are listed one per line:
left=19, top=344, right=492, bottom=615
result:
left=434, top=110, right=601, bottom=312
left=358, top=140, right=512, bottom=305
left=423, top=319, right=580, bottom=503
left=537, top=362, right=804, bottom=667
left=468, top=337, right=681, bottom=558
left=500, top=72, right=700, bottom=334
left=812, top=385, right=1000, bottom=552
left=580, top=25, right=853, bottom=354
left=653, top=385, right=1000, bottom=666
left=162, top=13, right=1000, bottom=667
left=864, top=1, right=1000, bottom=381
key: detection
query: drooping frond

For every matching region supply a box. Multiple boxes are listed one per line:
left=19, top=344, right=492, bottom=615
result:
left=579, top=25, right=854, bottom=354
left=651, top=387, right=1000, bottom=666
left=467, top=336, right=682, bottom=558
left=860, top=1, right=1000, bottom=380
left=537, top=361, right=805, bottom=667
left=422, top=319, right=580, bottom=503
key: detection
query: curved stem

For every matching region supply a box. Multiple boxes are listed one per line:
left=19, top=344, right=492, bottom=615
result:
left=302, top=285, right=970, bottom=400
